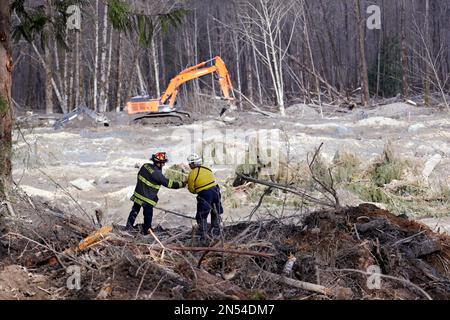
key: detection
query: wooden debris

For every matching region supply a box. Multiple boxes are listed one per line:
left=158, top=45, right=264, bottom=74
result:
left=73, top=225, right=113, bottom=253
left=411, top=239, right=442, bottom=258
left=263, top=271, right=353, bottom=299
left=4, top=195, right=449, bottom=300
left=356, top=219, right=387, bottom=233
left=178, top=263, right=248, bottom=299
left=96, top=284, right=113, bottom=300
left=157, top=245, right=275, bottom=258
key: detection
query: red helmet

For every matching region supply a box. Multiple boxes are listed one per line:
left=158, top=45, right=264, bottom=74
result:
left=151, top=152, right=168, bottom=163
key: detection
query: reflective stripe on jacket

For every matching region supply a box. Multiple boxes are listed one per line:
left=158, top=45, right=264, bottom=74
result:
left=131, top=163, right=184, bottom=206
left=188, top=165, right=218, bottom=194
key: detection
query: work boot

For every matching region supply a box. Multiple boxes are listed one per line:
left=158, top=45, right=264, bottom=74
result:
left=125, top=224, right=138, bottom=232
left=143, top=226, right=154, bottom=235
left=196, top=234, right=211, bottom=247
left=197, top=218, right=208, bottom=243
left=126, top=210, right=139, bottom=230
left=211, top=227, right=221, bottom=239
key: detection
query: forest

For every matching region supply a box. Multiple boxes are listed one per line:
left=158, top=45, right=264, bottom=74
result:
left=10, top=0, right=450, bottom=115
left=0, top=0, right=449, bottom=303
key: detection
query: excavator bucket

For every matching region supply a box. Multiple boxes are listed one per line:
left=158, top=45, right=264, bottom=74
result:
left=218, top=102, right=239, bottom=123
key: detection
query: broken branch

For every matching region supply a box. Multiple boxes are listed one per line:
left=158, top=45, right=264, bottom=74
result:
left=236, top=172, right=334, bottom=208
left=262, top=271, right=353, bottom=299
left=154, top=245, right=275, bottom=258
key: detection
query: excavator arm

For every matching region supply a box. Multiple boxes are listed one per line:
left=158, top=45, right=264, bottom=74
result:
left=126, top=56, right=238, bottom=123
left=127, top=56, right=235, bottom=115
left=159, top=56, right=235, bottom=106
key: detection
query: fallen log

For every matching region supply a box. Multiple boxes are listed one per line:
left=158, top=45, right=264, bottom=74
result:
left=411, top=239, right=442, bottom=258
left=155, top=245, right=275, bottom=258
left=320, top=268, right=433, bottom=300
left=72, top=225, right=113, bottom=253
left=262, top=271, right=353, bottom=299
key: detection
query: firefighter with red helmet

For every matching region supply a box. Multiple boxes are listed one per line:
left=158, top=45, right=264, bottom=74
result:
left=126, top=152, right=185, bottom=234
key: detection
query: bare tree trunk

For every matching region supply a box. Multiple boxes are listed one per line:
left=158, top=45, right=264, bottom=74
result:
left=44, top=48, right=53, bottom=114
left=301, top=0, right=321, bottom=112
left=375, top=0, right=384, bottom=97
left=68, top=49, right=74, bottom=110
left=232, top=31, right=242, bottom=110
left=79, top=32, right=85, bottom=106
left=424, top=0, right=430, bottom=106
left=246, top=43, right=254, bottom=102
left=63, top=33, right=69, bottom=111
left=354, top=0, right=370, bottom=107
left=159, top=32, right=166, bottom=89
left=115, top=33, right=122, bottom=111
left=93, top=0, right=99, bottom=111
left=43, top=1, right=53, bottom=113
left=193, top=11, right=199, bottom=93
left=400, top=0, right=409, bottom=98
left=136, top=59, right=147, bottom=95
left=206, top=17, right=215, bottom=95
left=0, top=3, right=12, bottom=189
left=178, top=45, right=187, bottom=98
left=53, top=39, right=63, bottom=99
left=252, top=40, right=263, bottom=105
left=151, top=31, right=160, bottom=97
left=104, top=25, right=113, bottom=111
left=74, top=31, right=80, bottom=106
left=99, top=4, right=109, bottom=112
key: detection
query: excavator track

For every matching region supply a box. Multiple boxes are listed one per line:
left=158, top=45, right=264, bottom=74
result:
left=132, top=111, right=193, bottom=126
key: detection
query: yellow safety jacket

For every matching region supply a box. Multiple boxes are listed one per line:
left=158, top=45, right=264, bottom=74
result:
left=187, top=165, right=218, bottom=194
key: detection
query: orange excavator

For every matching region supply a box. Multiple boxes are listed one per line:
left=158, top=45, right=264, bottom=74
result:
left=126, top=56, right=236, bottom=123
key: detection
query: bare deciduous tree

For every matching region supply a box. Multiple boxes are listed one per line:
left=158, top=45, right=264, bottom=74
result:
left=238, top=0, right=297, bottom=115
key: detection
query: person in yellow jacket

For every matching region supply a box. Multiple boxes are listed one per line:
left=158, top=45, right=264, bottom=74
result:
left=187, top=153, right=223, bottom=242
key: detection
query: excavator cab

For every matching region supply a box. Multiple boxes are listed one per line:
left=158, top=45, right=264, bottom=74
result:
left=126, top=56, right=237, bottom=125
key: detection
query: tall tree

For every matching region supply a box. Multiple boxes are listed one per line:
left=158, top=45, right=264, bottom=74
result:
left=400, top=0, right=409, bottom=98
left=44, top=0, right=53, bottom=113
left=354, top=0, right=370, bottom=107
left=93, top=0, right=99, bottom=111
left=0, top=3, right=12, bottom=193
left=99, top=4, right=109, bottom=112
left=424, top=0, right=431, bottom=106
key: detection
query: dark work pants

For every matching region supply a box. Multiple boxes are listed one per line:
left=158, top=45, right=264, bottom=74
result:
left=196, top=185, right=223, bottom=239
left=126, top=202, right=154, bottom=235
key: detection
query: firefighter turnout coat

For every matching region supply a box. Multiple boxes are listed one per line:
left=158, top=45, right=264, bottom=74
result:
left=131, top=163, right=184, bottom=206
